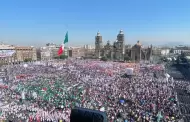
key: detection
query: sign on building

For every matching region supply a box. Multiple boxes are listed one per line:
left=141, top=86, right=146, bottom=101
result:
left=0, top=50, right=15, bottom=57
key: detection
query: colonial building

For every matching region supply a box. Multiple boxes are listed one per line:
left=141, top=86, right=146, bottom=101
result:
left=84, top=48, right=95, bottom=58
left=84, top=45, right=94, bottom=50
left=40, top=47, right=51, bottom=60
left=46, top=43, right=61, bottom=59
left=39, top=43, right=68, bottom=60
left=173, top=45, right=190, bottom=55
left=68, top=47, right=85, bottom=58
left=15, top=46, right=37, bottom=62
left=95, top=32, right=103, bottom=58
left=0, top=44, right=16, bottom=65
left=94, top=30, right=152, bottom=62
left=152, top=47, right=170, bottom=56
left=131, top=41, right=152, bottom=62
left=0, top=43, right=37, bottom=65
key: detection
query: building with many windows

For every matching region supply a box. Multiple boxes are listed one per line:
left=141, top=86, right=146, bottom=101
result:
left=0, top=44, right=16, bottom=65
left=68, top=47, right=85, bottom=58
left=173, top=45, right=190, bottom=55
left=15, top=46, right=37, bottom=62
left=39, top=43, right=68, bottom=60
left=40, top=47, right=51, bottom=60
left=0, top=43, right=37, bottom=65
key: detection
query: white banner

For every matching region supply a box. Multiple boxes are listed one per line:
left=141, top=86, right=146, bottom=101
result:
left=32, top=92, right=37, bottom=99
left=21, top=92, right=25, bottom=100
left=0, top=50, right=15, bottom=57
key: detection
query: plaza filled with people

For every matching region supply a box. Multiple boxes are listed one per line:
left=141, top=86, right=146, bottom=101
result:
left=0, top=59, right=188, bottom=121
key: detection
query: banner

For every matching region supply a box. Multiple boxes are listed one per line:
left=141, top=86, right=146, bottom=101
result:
left=21, top=91, right=25, bottom=100
left=0, top=50, right=15, bottom=57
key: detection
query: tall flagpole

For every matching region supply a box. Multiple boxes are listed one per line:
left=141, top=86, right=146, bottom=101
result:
left=65, top=24, right=69, bottom=59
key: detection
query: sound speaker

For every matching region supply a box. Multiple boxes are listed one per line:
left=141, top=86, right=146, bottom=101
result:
left=70, top=107, right=107, bottom=122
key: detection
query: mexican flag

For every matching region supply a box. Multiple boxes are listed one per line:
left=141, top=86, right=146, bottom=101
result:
left=58, top=32, right=68, bottom=56
left=41, top=87, right=47, bottom=91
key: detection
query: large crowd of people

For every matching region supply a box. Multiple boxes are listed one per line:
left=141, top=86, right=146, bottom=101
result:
left=0, top=59, right=189, bottom=122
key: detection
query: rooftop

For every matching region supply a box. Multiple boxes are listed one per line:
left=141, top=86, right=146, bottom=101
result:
left=0, top=44, right=15, bottom=50
left=15, top=46, right=34, bottom=49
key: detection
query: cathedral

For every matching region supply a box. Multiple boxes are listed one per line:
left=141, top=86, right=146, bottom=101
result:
left=95, top=30, right=152, bottom=62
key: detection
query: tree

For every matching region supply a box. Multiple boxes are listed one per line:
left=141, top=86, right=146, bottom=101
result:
left=24, top=59, right=28, bottom=62
left=124, top=56, right=131, bottom=61
left=24, top=58, right=32, bottom=62
left=100, top=56, right=108, bottom=61
left=106, top=54, right=111, bottom=59
left=54, top=55, right=68, bottom=59
left=60, top=55, right=68, bottom=59
left=170, top=48, right=174, bottom=53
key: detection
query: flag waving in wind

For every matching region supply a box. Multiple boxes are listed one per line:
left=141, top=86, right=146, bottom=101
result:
left=58, top=32, right=68, bottom=56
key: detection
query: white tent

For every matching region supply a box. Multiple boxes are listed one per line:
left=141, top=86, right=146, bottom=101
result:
left=32, top=92, right=37, bottom=99
left=23, top=64, right=28, bottom=68
left=126, top=68, right=134, bottom=75
left=165, top=73, right=170, bottom=78
left=100, top=107, right=105, bottom=112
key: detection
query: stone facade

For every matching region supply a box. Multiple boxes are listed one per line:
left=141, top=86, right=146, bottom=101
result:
left=15, top=46, right=37, bottom=62
left=95, top=32, right=103, bottom=58
left=0, top=44, right=16, bottom=65
left=68, top=47, right=85, bottom=58
left=40, top=47, right=51, bottom=60
left=95, top=30, right=152, bottom=62
left=0, top=44, right=37, bottom=65
left=39, top=43, right=66, bottom=60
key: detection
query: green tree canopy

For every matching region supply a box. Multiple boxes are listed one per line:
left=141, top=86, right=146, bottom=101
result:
left=124, top=55, right=131, bottom=61
left=54, top=55, right=68, bottom=59
left=24, top=58, right=32, bottom=62
left=100, top=56, right=108, bottom=61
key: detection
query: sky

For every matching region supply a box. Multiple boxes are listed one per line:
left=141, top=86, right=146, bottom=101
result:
left=0, top=0, right=190, bottom=47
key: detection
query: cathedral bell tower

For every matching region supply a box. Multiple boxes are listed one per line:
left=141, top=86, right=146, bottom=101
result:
left=116, top=30, right=125, bottom=60
left=95, top=31, right=103, bottom=58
